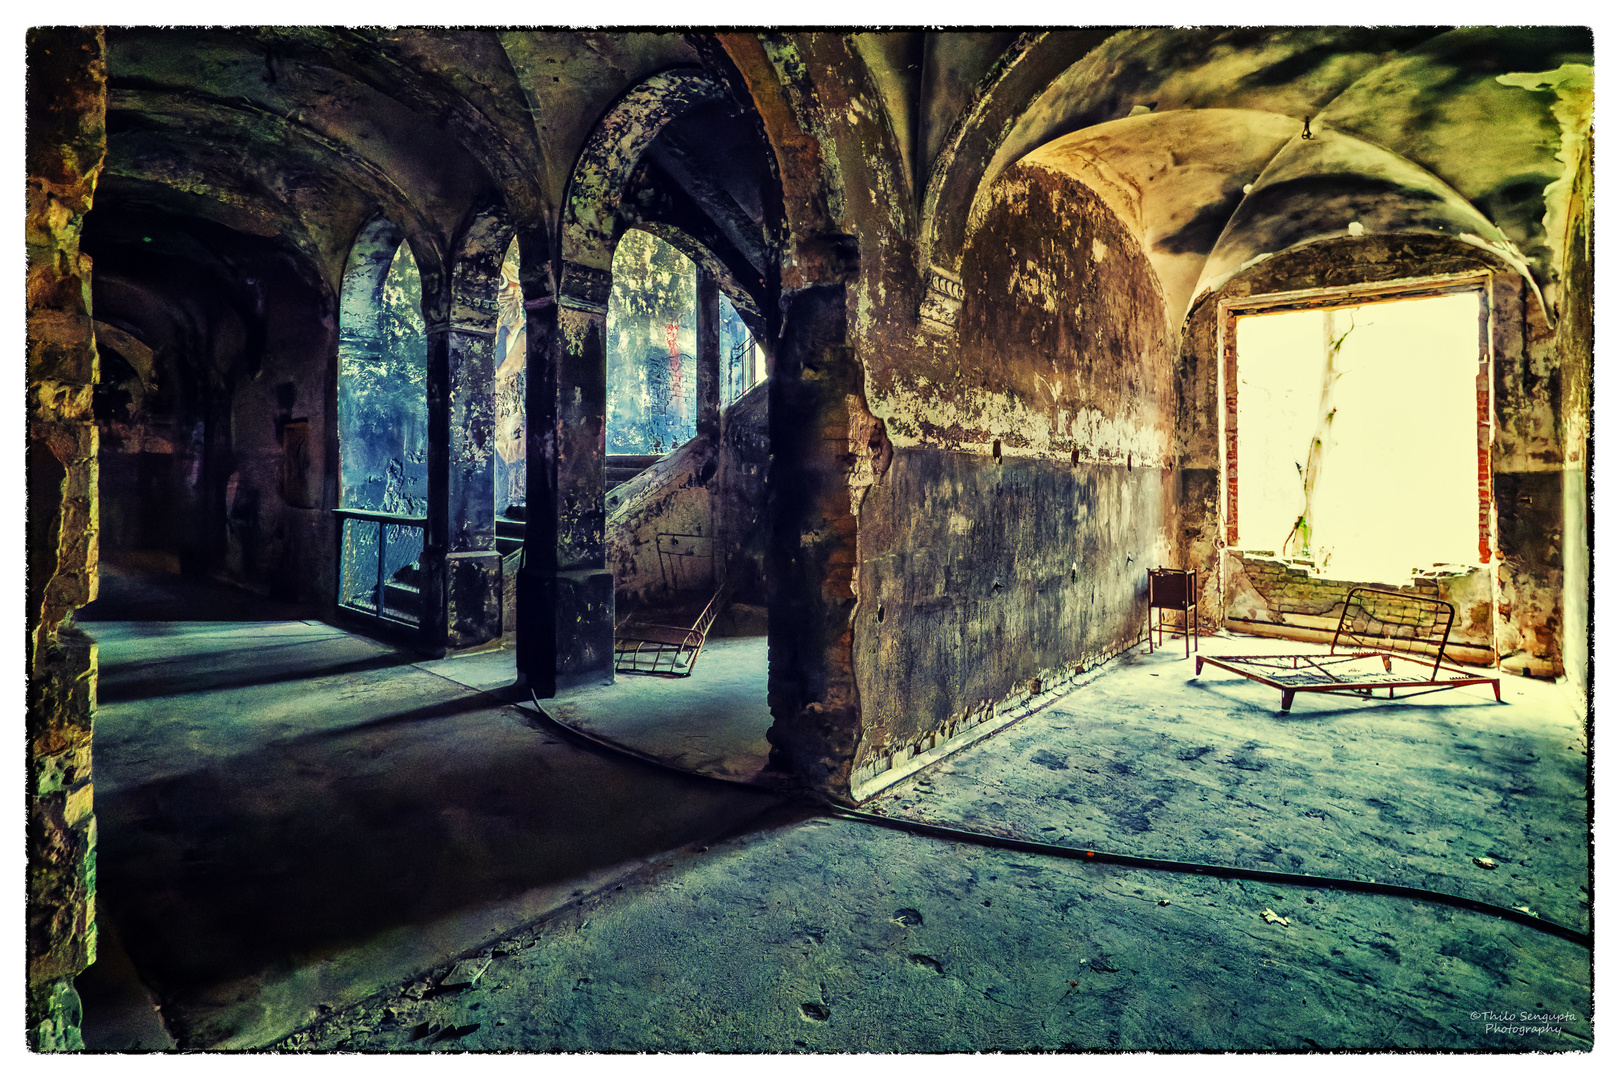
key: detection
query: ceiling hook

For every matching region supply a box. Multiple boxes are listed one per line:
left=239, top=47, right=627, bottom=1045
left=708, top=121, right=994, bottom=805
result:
left=1301, top=116, right=1315, bottom=141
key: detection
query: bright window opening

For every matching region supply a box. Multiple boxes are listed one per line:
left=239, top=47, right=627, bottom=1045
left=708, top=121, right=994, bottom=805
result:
left=1232, top=291, right=1484, bottom=585
left=336, top=225, right=428, bottom=626
left=339, top=238, right=427, bottom=515
left=720, top=292, right=762, bottom=408
left=493, top=237, right=526, bottom=516
left=607, top=230, right=763, bottom=457
left=607, top=231, right=697, bottom=456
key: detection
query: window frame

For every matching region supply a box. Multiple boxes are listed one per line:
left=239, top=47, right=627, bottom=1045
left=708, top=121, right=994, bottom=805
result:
left=1216, top=271, right=1494, bottom=572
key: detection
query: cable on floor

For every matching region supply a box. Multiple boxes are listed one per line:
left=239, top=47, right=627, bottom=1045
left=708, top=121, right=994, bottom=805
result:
left=825, top=806, right=1592, bottom=950
left=519, top=692, right=1592, bottom=950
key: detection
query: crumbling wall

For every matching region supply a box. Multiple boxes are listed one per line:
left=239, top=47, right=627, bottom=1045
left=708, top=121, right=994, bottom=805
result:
left=1225, top=553, right=1493, bottom=659
left=852, top=163, right=1176, bottom=790
left=607, top=380, right=768, bottom=608
left=26, top=26, right=105, bottom=1052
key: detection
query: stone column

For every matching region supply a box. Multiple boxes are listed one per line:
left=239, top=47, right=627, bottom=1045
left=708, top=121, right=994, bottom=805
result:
left=540, top=261, right=615, bottom=689
left=422, top=315, right=502, bottom=652
left=764, top=280, right=867, bottom=802
left=695, top=269, right=721, bottom=444
left=514, top=235, right=558, bottom=692
left=26, top=26, right=105, bottom=1052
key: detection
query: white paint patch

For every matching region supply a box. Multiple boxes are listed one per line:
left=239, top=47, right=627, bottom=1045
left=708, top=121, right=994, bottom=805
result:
left=1092, top=238, right=1109, bottom=261
left=948, top=511, right=973, bottom=535
left=1347, top=221, right=1364, bottom=236
left=875, top=383, right=1169, bottom=468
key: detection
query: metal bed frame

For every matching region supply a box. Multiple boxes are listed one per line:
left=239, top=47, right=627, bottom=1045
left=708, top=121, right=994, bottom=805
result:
left=613, top=533, right=731, bottom=677
left=613, top=584, right=732, bottom=677
left=1195, top=586, right=1501, bottom=712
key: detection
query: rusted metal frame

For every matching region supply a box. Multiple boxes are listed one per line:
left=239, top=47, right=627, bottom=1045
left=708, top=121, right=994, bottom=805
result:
left=613, top=570, right=728, bottom=678
left=1196, top=653, right=1499, bottom=705
left=1148, top=567, right=1198, bottom=657
left=614, top=623, right=706, bottom=677
left=333, top=510, right=429, bottom=628
left=1333, top=587, right=1453, bottom=680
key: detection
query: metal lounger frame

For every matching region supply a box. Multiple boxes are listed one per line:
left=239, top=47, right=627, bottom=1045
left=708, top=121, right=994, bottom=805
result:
left=1194, top=586, right=1502, bottom=711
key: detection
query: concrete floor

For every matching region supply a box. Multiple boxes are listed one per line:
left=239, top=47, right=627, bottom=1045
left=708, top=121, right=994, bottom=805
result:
left=76, top=566, right=782, bottom=1050
left=76, top=566, right=1592, bottom=1052
left=544, top=636, right=774, bottom=784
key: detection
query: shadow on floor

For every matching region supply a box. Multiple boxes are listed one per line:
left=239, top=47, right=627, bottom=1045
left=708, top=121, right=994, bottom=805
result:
left=97, top=719, right=783, bottom=991
left=79, top=562, right=789, bottom=1049
left=79, top=554, right=318, bottom=623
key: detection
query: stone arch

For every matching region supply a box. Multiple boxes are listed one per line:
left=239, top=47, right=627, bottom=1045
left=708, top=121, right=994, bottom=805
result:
left=919, top=27, right=1580, bottom=342
left=450, top=207, right=518, bottom=334
left=916, top=31, right=1113, bottom=330
left=629, top=219, right=765, bottom=338
left=338, top=217, right=408, bottom=344
left=704, top=33, right=859, bottom=297
left=1190, top=128, right=1545, bottom=317
left=559, top=67, right=726, bottom=291
left=333, top=215, right=434, bottom=636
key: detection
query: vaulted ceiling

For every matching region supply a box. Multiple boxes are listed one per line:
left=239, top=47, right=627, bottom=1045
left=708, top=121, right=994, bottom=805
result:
left=85, top=27, right=1593, bottom=370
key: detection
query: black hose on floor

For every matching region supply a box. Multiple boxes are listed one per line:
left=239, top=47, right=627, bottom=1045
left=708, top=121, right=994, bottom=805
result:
left=826, top=806, right=1593, bottom=950
left=520, top=693, right=1592, bottom=950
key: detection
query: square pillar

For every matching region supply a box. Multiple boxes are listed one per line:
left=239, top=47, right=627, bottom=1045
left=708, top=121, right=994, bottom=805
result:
left=518, top=259, right=616, bottom=692
left=423, top=322, right=502, bottom=651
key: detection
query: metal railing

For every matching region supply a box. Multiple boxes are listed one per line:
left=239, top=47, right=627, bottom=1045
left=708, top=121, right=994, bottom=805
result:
left=333, top=507, right=427, bottom=627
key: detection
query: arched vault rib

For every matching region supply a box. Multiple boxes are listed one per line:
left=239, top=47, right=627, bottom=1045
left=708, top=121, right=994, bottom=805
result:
left=1012, top=109, right=1299, bottom=337
left=559, top=67, right=725, bottom=275
left=1004, top=110, right=1544, bottom=339
left=1191, top=125, right=1544, bottom=317
left=110, top=86, right=441, bottom=266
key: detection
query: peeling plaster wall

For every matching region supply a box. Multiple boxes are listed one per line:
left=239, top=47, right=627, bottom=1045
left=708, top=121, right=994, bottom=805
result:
left=606, top=381, right=768, bottom=607
left=852, top=163, right=1176, bottom=782
left=26, top=27, right=105, bottom=1051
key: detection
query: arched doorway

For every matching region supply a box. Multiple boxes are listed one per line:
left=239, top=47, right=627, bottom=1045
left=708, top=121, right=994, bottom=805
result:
left=334, top=219, right=429, bottom=629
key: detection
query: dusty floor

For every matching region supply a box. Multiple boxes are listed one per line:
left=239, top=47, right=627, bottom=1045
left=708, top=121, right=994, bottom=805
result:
left=76, top=567, right=780, bottom=1051
left=77, top=566, right=1592, bottom=1053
